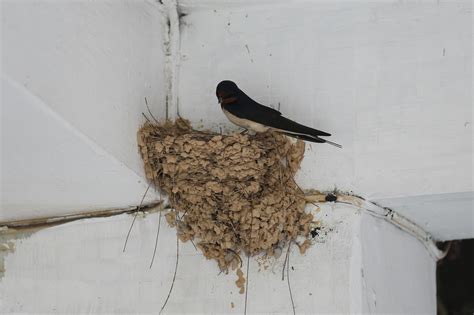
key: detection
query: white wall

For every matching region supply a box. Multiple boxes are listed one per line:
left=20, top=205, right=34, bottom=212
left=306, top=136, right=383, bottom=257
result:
left=0, top=1, right=462, bottom=312
left=2, top=0, right=471, bottom=235
left=360, top=213, right=436, bottom=313
left=0, top=203, right=436, bottom=314
left=176, top=0, right=473, bottom=240
left=1, top=0, right=166, bottom=220
left=1, top=77, right=157, bottom=221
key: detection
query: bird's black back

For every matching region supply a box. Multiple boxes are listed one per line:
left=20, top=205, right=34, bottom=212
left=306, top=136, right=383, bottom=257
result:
left=223, top=89, right=331, bottom=137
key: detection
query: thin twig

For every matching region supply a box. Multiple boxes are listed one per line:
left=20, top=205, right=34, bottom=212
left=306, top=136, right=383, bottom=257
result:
left=244, top=254, right=250, bottom=315
left=189, top=238, right=198, bottom=251
left=292, top=177, right=319, bottom=208
left=160, top=224, right=179, bottom=314
left=179, top=209, right=188, bottom=220
left=123, top=183, right=152, bottom=252
left=149, top=170, right=163, bottom=268
left=244, top=205, right=255, bottom=315
left=149, top=210, right=162, bottom=269
left=286, top=242, right=296, bottom=315
left=145, top=97, right=159, bottom=124
left=227, top=248, right=243, bottom=268
left=142, top=112, right=151, bottom=122
left=291, top=177, right=306, bottom=197
left=228, top=219, right=238, bottom=234
left=282, top=241, right=291, bottom=281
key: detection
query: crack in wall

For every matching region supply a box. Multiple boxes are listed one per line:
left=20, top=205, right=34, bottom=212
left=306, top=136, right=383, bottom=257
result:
left=0, top=202, right=165, bottom=280
left=0, top=228, right=35, bottom=279
left=0, top=202, right=164, bottom=230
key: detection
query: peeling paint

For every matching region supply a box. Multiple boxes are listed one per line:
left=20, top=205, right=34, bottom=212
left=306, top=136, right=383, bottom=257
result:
left=0, top=228, right=37, bottom=279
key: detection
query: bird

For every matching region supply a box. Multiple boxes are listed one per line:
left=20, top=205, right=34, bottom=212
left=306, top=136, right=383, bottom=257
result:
left=216, top=80, right=342, bottom=148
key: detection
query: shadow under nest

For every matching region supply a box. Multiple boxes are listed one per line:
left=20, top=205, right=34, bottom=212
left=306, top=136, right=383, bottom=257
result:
left=138, top=118, right=315, bottom=273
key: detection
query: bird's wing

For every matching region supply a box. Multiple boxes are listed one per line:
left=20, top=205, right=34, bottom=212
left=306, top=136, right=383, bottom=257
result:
left=268, top=115, right=331, bottom=137
left=223, top=99, right=280, bottom=124
left=225, top=99, right=331, bottom=137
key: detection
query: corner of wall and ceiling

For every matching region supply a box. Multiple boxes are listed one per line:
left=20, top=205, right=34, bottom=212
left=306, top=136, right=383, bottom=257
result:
left=162, top=0, right=181, bottom=120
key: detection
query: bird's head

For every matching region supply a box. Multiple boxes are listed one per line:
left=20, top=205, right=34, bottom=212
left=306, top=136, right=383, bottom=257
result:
left=216, top=80, right=239, bottom=104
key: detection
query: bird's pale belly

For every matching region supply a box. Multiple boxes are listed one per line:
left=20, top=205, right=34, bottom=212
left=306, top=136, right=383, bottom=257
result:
left=223, top=110, right=269, bottom=132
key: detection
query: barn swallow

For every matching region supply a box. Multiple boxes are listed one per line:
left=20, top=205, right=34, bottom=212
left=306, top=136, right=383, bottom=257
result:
left=216, top=80, right=342, bottom=148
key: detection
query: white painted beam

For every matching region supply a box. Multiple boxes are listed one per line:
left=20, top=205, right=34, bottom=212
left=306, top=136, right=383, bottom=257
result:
left=1, top=0, right=167, bottom=220
left=0, top=203, right=435, bottom=313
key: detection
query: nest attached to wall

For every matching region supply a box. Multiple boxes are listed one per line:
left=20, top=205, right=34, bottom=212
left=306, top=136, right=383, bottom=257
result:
left=137, top=119, right=314, bottom=273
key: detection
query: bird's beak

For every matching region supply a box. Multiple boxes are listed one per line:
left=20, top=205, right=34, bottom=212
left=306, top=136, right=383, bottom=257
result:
left=218, top=97, right=223, bottom=104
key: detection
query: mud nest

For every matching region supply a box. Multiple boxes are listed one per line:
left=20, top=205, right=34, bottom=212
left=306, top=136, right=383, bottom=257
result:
left=138, top=119, right=314, bottom=272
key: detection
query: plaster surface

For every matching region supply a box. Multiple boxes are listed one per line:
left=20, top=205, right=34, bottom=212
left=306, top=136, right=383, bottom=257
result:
left=176, top=0, right=473, bottom=240
left=1, top=0, right=165, bottom=220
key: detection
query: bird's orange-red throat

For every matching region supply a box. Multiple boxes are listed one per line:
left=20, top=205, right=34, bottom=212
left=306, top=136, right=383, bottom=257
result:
left=217, top=91, right=238, bottom=105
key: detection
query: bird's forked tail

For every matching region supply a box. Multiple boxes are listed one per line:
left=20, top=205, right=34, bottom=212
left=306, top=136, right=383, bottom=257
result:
left=324, top=139, right=342, bottom=148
